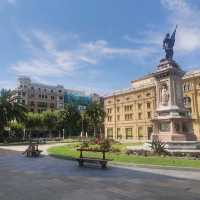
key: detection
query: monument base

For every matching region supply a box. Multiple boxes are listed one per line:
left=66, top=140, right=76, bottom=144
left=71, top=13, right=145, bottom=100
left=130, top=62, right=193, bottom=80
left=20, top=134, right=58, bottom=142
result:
left=145, top=140, right=200, bottom=151
left=151, top=132, right=197, bottom=142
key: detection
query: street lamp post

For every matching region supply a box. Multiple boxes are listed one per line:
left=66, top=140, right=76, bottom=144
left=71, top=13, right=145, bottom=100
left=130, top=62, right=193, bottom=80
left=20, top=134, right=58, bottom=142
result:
left=23, top=128, right=26, bottom=141
left=79, top=105, right=86, bottom=139
left=62, top=128, right=65, bottom=140
left=81, top=114, right=84, bottom=137
left=80, top=112, right=84, bottom=139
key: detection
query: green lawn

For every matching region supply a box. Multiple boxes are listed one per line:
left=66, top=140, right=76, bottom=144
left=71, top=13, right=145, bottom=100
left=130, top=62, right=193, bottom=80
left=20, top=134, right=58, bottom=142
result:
left=0, top=138, right=78, bottom=146
left=48, top=143, right=200, bottom=169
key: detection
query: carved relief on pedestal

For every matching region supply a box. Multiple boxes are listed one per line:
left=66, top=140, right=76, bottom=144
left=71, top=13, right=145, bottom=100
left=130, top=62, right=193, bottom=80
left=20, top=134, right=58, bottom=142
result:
left=159, top=83, right=169, bottom=106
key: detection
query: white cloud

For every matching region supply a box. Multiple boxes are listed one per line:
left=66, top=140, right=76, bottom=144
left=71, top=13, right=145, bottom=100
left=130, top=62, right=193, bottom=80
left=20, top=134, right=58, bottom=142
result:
left=81, top=40, right=158, bottom=62
left=123, top=33, right=162, bottom=46
left=80, top=40, right=135, bottom=56
left=0, top=80, right=15, bottom=90
left=124, top=0, right=200, bottom=59
left=12, top=30, right=158, bottom=79
left=161, top=0, right=200, bottom=53
left=12, top=31, right=77, bottom=77
left=6, top=0, right=16, bottom=4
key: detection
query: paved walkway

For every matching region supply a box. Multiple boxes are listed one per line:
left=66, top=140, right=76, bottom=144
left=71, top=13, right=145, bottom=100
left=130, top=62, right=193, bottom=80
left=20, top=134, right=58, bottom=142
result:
left=0, top=143, right=66, bottom=155
left=0, top=149, right=200, bottom=200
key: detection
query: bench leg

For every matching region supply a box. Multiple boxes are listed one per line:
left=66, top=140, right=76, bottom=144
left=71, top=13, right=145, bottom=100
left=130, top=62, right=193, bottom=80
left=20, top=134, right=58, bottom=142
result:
left=101, top=162, right=107, bottom=169
left=35, top=152, right=39, bottom=157
left=79, top=160, right=84, bottom=167
left=32, top=152, right=36, bottom=157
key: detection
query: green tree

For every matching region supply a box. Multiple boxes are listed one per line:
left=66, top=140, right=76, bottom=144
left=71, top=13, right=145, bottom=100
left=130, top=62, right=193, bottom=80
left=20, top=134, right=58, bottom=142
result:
left=0, top=89, right=27, bottom=140
left=62, top=104, right=81, bottom=137
left=9, top=121, right=25, bottom=141
left=42, top=111, right=59, bottom=138
left=85, top=102, right=105, bottom=137
left=0, top=88, right=11, bottom=98
left=24, top=112, right=43, bottom=139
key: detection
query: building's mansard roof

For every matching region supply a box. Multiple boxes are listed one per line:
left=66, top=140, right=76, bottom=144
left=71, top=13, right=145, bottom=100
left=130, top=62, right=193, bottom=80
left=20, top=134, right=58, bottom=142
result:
left=104, top=69, right=200, bottom=99
left=14, top=76, right=97, bottom=98
left=16, top=76, right=83, bottom=93
left=183, top=69, right=200, bottom=79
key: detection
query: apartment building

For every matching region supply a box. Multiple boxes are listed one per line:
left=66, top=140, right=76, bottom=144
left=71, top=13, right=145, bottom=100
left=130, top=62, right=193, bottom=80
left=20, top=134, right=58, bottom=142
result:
left=11, top=76, right=100, bottom=112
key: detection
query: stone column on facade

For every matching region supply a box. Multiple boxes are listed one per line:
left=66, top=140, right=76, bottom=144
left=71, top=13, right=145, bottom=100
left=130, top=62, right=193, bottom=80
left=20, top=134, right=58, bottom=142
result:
left=170, top=120, right=174, bottom=134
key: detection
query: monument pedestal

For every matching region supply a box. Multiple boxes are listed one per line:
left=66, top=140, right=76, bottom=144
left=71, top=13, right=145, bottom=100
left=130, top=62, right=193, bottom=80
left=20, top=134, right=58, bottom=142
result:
left=144, top=140, right=200, bottom=151
left=151, top=59, right=197, bottom=143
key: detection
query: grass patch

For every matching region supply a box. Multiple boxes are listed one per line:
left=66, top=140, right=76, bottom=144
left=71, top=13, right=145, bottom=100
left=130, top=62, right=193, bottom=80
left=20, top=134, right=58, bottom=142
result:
left=0, top=139, right=78, bottom=146
left=48, top=143, right=200, bottom=169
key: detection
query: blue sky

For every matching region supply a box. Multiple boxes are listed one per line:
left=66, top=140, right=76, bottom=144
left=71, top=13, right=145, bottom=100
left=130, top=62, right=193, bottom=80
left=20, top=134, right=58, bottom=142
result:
left=0, top=0, right=200, bottom=95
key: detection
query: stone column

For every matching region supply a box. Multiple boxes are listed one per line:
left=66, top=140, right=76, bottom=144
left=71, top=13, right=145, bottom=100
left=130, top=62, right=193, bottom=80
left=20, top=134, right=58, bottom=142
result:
left=170, top=120, right=174, bottom=134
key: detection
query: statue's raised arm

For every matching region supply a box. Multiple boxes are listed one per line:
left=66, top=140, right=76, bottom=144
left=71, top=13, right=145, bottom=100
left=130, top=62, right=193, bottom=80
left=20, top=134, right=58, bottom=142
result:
left=170, top=25, right=178, bottom=46
left=163, top=25, right=178, bottom=60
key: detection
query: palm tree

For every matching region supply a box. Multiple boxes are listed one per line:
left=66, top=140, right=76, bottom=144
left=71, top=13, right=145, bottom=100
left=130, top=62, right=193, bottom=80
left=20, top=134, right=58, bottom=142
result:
left=11, top=102, right=27, bottom=123
left=0, top=89, right=27, bottom=140
left=0, top=97, right=13, bottom=132
left=85, top=102, right=105, bottom=137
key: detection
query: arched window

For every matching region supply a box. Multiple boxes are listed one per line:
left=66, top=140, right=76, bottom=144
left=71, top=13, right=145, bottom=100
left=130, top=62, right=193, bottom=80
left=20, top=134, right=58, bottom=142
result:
left=183, top=84, right=186, bottom=91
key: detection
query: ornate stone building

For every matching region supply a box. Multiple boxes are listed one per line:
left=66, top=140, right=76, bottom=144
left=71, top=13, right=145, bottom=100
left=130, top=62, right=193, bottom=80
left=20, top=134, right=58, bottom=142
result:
left=11, top=76, right=101, bottom=113
left=11, top=76, right=65, bottom=112
left=104, top=70, right=200, bottom=141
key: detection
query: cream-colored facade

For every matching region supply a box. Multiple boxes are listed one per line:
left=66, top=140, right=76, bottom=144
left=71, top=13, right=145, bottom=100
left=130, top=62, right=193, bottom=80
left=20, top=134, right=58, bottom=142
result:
left=104, top=70, right=200, bottom=141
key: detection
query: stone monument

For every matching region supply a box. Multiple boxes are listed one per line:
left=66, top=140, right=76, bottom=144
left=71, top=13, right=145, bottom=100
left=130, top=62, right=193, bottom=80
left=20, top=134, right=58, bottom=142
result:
left=151, top=26, right=197, bottom=147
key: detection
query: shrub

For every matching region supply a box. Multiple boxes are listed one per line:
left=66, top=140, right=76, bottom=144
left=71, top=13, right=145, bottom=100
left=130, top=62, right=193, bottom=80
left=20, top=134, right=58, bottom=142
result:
left=111, top=147, right=121, bottom=153
left=150, top=139, right=168, bottom=155
left=169, top=151, right=200, bottom=159
left=126, top=149, right=152, bottom=156
left=75, top=144, right=80, bottom=148
left=81, top=141, right=89, bottom=148
left=89, top=138, right=97, bottom=145
left=100, top=139, right=111, bottom=151
left=108, top=139, right=120, bottom=144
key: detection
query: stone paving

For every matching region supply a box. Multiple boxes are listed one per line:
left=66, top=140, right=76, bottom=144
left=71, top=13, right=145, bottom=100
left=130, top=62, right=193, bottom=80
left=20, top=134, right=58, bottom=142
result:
left=0, top=143, right=66, bottom=155
left=0, top=149, right=200, bottom=200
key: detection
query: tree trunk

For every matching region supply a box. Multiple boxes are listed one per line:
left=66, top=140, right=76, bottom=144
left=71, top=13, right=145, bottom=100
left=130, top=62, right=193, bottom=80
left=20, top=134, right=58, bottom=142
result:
left=0, top=125, right=5, bottom=142
left=93, top=126, right=96, bottom=137
left=49, top=130, right=52, bottom=138
left=29, top=129, right=32, bottom=142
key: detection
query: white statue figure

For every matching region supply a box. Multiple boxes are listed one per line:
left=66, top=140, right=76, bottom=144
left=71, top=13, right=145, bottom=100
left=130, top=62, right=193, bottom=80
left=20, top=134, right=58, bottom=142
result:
left=161, top=85, right=169, bottom=106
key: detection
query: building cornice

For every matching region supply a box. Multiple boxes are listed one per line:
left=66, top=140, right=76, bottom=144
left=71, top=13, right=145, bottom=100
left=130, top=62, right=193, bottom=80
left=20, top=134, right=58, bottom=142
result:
left=104, top=69, right=200, bottom=99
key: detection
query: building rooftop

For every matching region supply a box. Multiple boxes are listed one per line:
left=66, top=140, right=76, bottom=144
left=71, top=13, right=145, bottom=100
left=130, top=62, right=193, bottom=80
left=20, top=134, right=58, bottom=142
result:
left=104, top=69, right=200, bottom=99
left=183, top=69, right=200, bottom=79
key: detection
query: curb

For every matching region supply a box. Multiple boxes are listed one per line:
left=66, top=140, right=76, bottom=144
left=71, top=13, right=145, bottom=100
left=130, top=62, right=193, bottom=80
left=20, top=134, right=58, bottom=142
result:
left=111, top=162, right=200, bottom=172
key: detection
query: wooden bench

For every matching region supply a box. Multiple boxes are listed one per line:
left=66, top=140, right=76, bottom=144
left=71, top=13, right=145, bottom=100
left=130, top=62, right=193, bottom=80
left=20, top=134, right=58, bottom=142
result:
left=76, top=148, right=112, bottom=168
left=22, top=144, right=43, bottom=157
